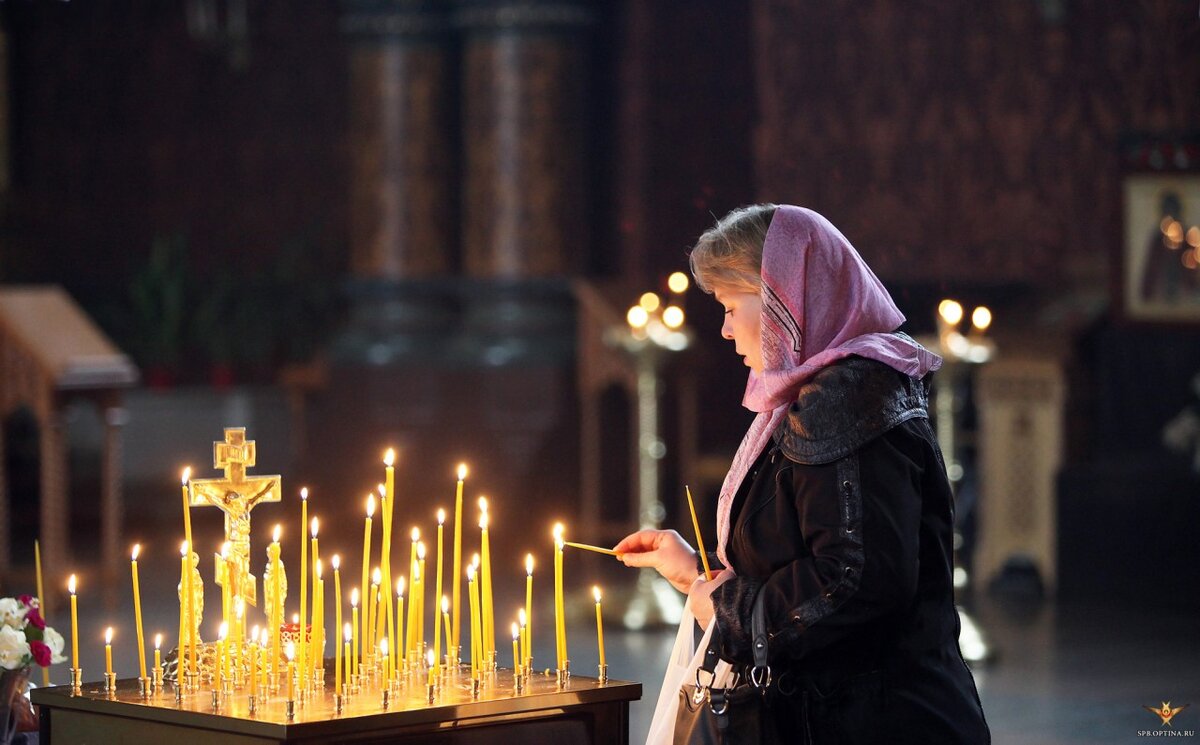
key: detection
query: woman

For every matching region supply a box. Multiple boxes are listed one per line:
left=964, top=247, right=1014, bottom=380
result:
left=616, top=204, right=990, bottom=743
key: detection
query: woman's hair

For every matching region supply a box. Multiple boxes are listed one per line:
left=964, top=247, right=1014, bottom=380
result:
left=688, top=204, right=777, bottom=294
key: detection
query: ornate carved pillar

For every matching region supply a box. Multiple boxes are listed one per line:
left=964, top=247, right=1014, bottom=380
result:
left=337, top=0, right=457, bottom=365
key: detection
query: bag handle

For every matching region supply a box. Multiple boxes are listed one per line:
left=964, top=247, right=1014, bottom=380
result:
left=748, top=584, right=772, bottom=690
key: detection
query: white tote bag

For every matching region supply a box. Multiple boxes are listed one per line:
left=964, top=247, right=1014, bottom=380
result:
left=644, top=605, right=737, bottom=745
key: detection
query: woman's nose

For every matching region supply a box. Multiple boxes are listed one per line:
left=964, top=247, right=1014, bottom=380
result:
left=721, top=319, right=734, bottom=340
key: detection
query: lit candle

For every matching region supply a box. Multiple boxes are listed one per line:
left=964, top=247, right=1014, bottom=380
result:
left=285, top=641, right=295, bottom=701
left=594, top=586, right=606, bottom=668
left=68, top=575, right=79, bottom=671
left=686, top=486, right=714, bottom=581
left=479, top=499, right=494, bottom=666
left=416, top=544, right=427, bottom=652
left=433, top=508, right=445, bottom=675
left=350, top=588, right=360, bottom=680
left=271, top=525, right=282, bottom=680
left=441, top=596, right=452, bottom=668
left=180, top=468, right=194, bottom=674
left=511, top=622, right=520, bottom=677
left=341, top=623, right=351, bottom=693
left=178, top=542, right=189, bottom=680
left=406, top=527, right=419, bottom=658
left=360, top=494, right=375, bottom=667
left=519, top=607, right=528, bottom=671
left=315, top=560, right=325, bottom=682
left=382, top=451, right=397, bottom=686
left=524, top=554, right=533, bottom=669
left=104, top=627, right=113, bottom=677
left=154, top=634, right=162, bottom=683
left=35, top=540, right=46, bottom=686
left=299, top=488, right=309, bottom=691
left=310, top=518, right=320, bottom=684
left=369, top=567, right=381, bottom=655
left=131, top=544, right=147, bottom=681
left=451, top=464, right=466, bottom=657
left=332, top=555, right=342, bottom=687
left=553, top=523, right=566, bottom=670
left=467, top=563, right=480, bottom=681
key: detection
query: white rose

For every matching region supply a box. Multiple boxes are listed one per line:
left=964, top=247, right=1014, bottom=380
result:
left=42, top=626, right=67, bottom=665
left=0, top=624, right=30, bottom=670
left=0, top=598, right=23, bottom=629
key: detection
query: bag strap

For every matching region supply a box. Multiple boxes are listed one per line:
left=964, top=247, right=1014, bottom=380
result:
left=748, top=584, right=772, bottom=690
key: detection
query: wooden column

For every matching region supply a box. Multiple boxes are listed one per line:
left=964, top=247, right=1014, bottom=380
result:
left=38, top=399, right=67, bottom=582
left=343, top=0, right=455, bottom=280
left=459, top=0, right=593, bottom=279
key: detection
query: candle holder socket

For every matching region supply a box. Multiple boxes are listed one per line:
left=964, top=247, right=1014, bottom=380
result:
left=185, top=671, right=199, bottom=692
left=211, top=689, right=221, bottom=709
left=247, top=694, right=257, bottom=716
left=381, top=688, right=390, bottom=709
left=285, top=699, right=295, bottom=720
left=471, top=678, right=480, bottom=699
left=334, top=693, right=344, bottom=714
left=103, top=672, right=117, bottom=695
left=426, top=683, right=435, bottom=704
left=515, top=674, right=524, bottom=694
left=138, top=677, right=151, bottom=698
left=598, top=663, right=609, bottom=684
left=69, top=667, right=82, bottom=694
left=174, top=683, right=183, bottom=705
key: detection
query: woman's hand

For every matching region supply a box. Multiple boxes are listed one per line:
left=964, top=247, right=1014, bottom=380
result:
left=614, top=529, right=700, bottom=594
left=687, top=569, right=734, bottom=627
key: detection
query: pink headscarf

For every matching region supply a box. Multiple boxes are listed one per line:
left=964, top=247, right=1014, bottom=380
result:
left=714, top=206, right=942, bottom=567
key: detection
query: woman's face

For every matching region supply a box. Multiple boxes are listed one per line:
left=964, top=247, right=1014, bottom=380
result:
left=714, top=286, right=763, bottom=373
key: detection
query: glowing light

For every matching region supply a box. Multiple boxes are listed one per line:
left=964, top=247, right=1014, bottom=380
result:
left=639, top=292, right=662, bottom=312
left=384, top=448, right=395, bottom=467
left=668, top=271, right=690, bottom=294
left=971, top=306, right=992, bottom=331
left=662, top=306, right=685, bottom=329
left=457, top=463, right=468, bottom=480
left=627, top=306, right=649, bottom=329
left=938, top=299, right=964, bottom=326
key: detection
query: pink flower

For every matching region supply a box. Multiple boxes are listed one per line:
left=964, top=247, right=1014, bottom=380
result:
left=16, top=596, right=35, bottom=609
left=29, top=640, right=51, bottom=667
left=25, top=608, right=45, bottom=631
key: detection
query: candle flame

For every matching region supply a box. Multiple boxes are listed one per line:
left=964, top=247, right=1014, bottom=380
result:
left=480, top=512, right=489, bottom=530
left=478, top=496, right=488, bottom=513
left=593, top=586, right=602, bottom=603
left=380, top=637, right=388, bottom=656
left=351, top=588, right=359, bottom=607
left=181, top=541, right=189, bottom=555
left=427, top=649, right=434, bottom=667
left=273, top=524, right=282, bottom=543
left=285, top=641, right=295, bottom=661
left=68, top=574, right=77, bottom=594
left=467, top=564, right=476, bottom=581
left=519, top=608, right=527, bottom=625
left=472, top=553, right=480, bottom=569
left=457, top=463, right=468, bottom=480
left=372, top=567, right=382, bottom=585
left=437, top=508, right=446, bottom=525
left=261, top=628, right=270, bottom=645
left=553, top=523, right=564, bottom=540
left=366, top=494, right=376, bottom=517
left=300, top=487, right=309, bottom=501
left=332, top=554, right=340, bottom=570
left=105, top=627, right=113, bottom=644
left=384, top=448, right=395, bottom=467
left=155, top=633, right=162, bottom=650
left=397, top=577, right=405, bottom=596
left=221, top=541, right=231, bottom=558
left=251, top=625, right=259, bottom=641
left=417, top=542, right=426, bottom=560
left=131, top=543, right=140, bottom=561
left=413, top=563, right=421, bottom=582
left=411, top=527, right=420, bottom=542
left=219, top=622, right=228, bottom=640
left=344, top=623, right=352, bottom=642
left=311, top=516, right=319, bottom=537
left=512, top=622, right=519, bottom=640
left=181, top=467, right=191, bottom=484
left=526, top=553, right=534, bottom=575
left=316, top=559, right=323, bottom=579
left=378, top=484, right=386, bottom=498
left=293, top=613, right=299, bottom=624
left=441, top=595, right=450, bottom=613
left=235, top=597, right=244, bottom=619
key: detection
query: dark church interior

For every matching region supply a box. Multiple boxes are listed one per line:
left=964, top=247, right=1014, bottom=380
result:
left=0, top=1, right=1198, bottom=742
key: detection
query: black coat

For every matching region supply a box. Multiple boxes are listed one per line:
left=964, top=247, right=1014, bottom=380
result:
left=709, top=357, right=990, bottom=744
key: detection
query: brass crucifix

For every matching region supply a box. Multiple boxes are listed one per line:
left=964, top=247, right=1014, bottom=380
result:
left=189, top=427, right=282, bottom=609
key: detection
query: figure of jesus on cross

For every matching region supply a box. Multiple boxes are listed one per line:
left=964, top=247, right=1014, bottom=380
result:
left=189, top=428, right=282, bottom=627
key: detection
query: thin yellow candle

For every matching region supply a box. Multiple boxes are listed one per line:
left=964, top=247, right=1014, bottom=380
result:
left=332, top=555, right=342, bottom=685
left=593, top=586, right=606, bottom=668
left=382, top=451, right=397, bottom=687
left=68, top=575, right=79, bottom=671
left=553, top=523, right=566, bottom=670
left=271, top=524, right=282, bottom=680
left=440, top=596, right=452, bottom=668
left=178, top=542, right=188, bottom=678
left=285, top=642, right=295, bottom=701
left=524, top=554, right=533, bottom=668
left=380, top=636, right=389, bottom=680
left=451, top=464, right=466, bottom=656
left=154, top=634, right=162, bottom=683
left=218, top=622, right=228, bottom=684
left=299, top=488, right=309, bottom=690
left=350, top=588, right=360, bottom=681
left=479, top=499, right=494, bottom=665
left=426, top=648, right=434, bottom=688
left=433, top=509, right=445, bottom=675
left=406, top=527, right=419, bottom=657
left=233, top=597, right=244, bottom=677
left=260, top=628, right=270, bottom=690
left=395, top=578, right=405, bottom=667
left=131, top=544, right=147, bottom=680
left=416, top=545, right=426, bottom=652
left=220, top=541, right=232, bottom=637
left=369, top=567, right=381, bottom=654
left=35, top=540, right=47, bottom=686
left=519, top=607, right=528, bottom=670
left=686, top=486, right=713, bottom=581
left=360, top=494, right=375, bottom=667
left=341, top=623, right=350, bottom=692
left=250, top=624, right=259, bottom=690
left=180, top=467, right=195, bottom=674
left=104, top=627, right=113, bottom=677
left=310, top=518, right=320, bottom=683
left=467, top=563, right=479, bottom=680
left=511, top=622, right=521, bottom=676
left=315, top=562, right=325, bottom=681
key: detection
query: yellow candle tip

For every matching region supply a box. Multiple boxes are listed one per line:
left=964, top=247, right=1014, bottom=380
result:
left=155, top=634, right=162, bottom=648
left=351, top=588, right=359, bottom=606
left=366, top=494, right=375, bottom=516
left=526, top=554, right=534, bottom=573
left=438, top=508, right=446, bottom=524
left=68, top=575, right=76, bottom=593
left=373, top=567, right=382, bottom=583
left=417, top=543, right=426, bottom=560
left=332, top=554, right=340, bottom=569
left=311, top=517, right=319, bottom=536
left=512, top=622, right=519, bottom=638
left=553, top=523, right=564, bottom=539
left=593, top=586, right=602, bottom=602
left=344, top=623, right=352, bottom=641
left=519, top=607, right=527, bottom=624
left=181, top=467, right=191, bottom=484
